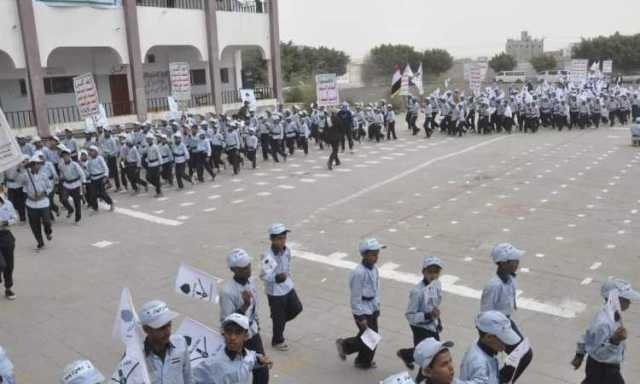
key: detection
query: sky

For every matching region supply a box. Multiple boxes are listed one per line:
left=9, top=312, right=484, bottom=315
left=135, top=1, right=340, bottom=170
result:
left=279, top=0, right=640, bottom=60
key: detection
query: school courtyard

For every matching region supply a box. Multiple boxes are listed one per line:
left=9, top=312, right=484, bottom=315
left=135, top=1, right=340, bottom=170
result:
left=2, top=122, right=639, bottom=383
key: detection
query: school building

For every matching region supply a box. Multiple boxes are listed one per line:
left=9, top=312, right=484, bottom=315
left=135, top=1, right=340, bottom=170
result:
left=0, top=0, right=283, bottom=136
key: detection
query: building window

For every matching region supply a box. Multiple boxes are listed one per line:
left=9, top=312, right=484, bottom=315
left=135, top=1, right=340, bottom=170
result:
left=44, top=76, right=75, bottom=95
left=190, top=69, right=206, bottom=85
left=147, top=54, right=156, bottom=63
left=19, top=79, right=27, bottom=96
left=220, top=68, right=229, bottom=84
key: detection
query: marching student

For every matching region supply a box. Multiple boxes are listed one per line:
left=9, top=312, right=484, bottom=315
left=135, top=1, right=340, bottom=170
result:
left=572, top=278, right=639, bottom=384
left=414, top=338, right=457, bottom=384
left=0, top=190, right=17, bottom=300
left=3, top=155, right=28, bottom=223
left=397, top=256, right=444, bottom=383
left=459, top=310, right=522, bottom=384
left=159, top=134, right=174, bottom=187
left=122, top=139, right=148, bottom=194
left=193, top=314, right=272, bottom=384
left=480, top=243, right=533, bottom=383
left=0, top=346, right=15, bottom=384
left=220, top=249, right=269, bottom=384
left=87, top=146, right=114, bottom=213
left=58, top=147, right=85, bottom=224
left=20, top=155, right=53, bottom=249
left=172, top=133, right=192, bottom=189
left=260, top=223, right=303, bottom=351
left=62, top=128, right=79, bottom=161
left=245, top=129, right=259, bottom=169
left=139, top=300, right=192, bottom=384
left=336, top=238, right=384, bottom=370
left=144, top=133, right=163, bottom=197
left=98, top=128, right=121, bottom=192
left=386, top=105, right=397, bottom=140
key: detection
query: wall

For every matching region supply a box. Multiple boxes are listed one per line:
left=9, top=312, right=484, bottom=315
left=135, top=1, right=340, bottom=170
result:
left=33, top=1, right=129, bottom=65
left=0, top=0, right=25, bottom=68
left=217, top=11, right=270, bottom=60
left=137, top=7, right=208, bottom=63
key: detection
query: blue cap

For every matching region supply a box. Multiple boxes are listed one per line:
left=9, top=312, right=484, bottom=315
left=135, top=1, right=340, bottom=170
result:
left=601, top=278, right=640, bottom=301
left=358, top=238, right=386, bottom=254
left=268, top=223, right=290, bottom=236
left=413, top=338, right=454, bottom=369
left=491, top=243, right=525, bottom=263
left=422, top=256, right=443, bottom=269
left=476, top=311, right=521, bottom=346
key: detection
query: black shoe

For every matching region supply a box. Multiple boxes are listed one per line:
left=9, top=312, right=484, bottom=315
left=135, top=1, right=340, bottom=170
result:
left=336, top=339, right=346, bottom=361
left=5, top=289, right=16, bottom=300
left=397, top=350, right=415, bottom=370
left=354, top=361, right=376, bottom=370
left=37, top=242, right=44, bottom=249
left=66, top=210, right=73, bottom=219
left=46, top=233, right=52, bottom=241
left=327, top=160, right=333, bottom=170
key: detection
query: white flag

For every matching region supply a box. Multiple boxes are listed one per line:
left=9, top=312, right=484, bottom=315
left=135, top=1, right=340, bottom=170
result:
left=175, top=263, right=220, bottom=304
left=176, top=318, right=225, bottom=368
left=380, top=372, right=415, bottom=384
left=0, top=107, right=26, bottom=174
left=412, top=63, right=424, bottom=95
left=111, top=342, right=151, bottom=384
left=400, top=64, right=414, bottom=96
left=360, top=327, right=382, bottom=350
left=112, top=288, right=145, bottom=346
left=261, top=253, right=278, bottom=276
left=444, top=78, right=451, bottom=89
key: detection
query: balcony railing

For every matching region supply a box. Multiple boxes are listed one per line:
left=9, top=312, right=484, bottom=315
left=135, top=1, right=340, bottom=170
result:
left=222, top=87, right=273, bottom=104
left=5, top=110, right=36, bottom=129
left=47, top=101, right=136, bottom=125
left=216, top=0, right=268, bottom=13
left=147, top=93, right=215, bottom=113
left=136, top=0, right=204, bottom=10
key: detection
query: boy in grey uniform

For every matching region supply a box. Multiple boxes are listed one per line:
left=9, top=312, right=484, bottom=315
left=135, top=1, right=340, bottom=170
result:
left=336, top=238, right=384, bottom=370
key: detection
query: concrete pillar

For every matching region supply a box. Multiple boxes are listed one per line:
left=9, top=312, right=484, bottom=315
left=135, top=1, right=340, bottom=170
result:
left=16, top=0, right=49, bottom=136
left=234, top=49, right=243, bottom=90
left=204, top=0, right=223, bottom=112
left=266, top=59, right=274, bottom=92
left=122, top=0, right=147, bottom=121
left=268, top=0, right=283, bottom=103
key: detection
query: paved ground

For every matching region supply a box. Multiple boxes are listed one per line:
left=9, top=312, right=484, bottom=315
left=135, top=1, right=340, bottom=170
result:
left=2, top=121, right=639, bottom=383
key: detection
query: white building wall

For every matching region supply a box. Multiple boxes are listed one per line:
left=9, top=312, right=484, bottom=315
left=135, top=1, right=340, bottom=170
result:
left=32, top=1, right=129, bottom=65
left=0, top=0, right=25, bottom=68
left=217, top=12, right=270, bottom=60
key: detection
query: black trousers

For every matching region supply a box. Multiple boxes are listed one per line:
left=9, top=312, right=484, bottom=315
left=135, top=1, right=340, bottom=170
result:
left=246, top=333, right=269, bottom=384
left=125, top=164, right=147, bottom=192
left=88, top=178, right=113, bottom=210
left=387, top=121, right=397, bottom=140
left=328, top=141, right=340, bottom=167
left=174, top=162, right=191, bottom=189
left=270, top=139, right=286, bottom=162
left=27, top=206, right=52, bottom=245
left=61, top=186, right=82, bottom=222
left=161, top=162, right=174, bottom=185
left=297, top=137, right=309, bottom=155
left=285, top=137, right=296, bottom=155
left=145, top=166, right=161, bottom=194
left=583, top=356, right=624, bottom=384
left=194, top=152, right=215, bottom=181
left=267, top=289, right=303, bottom=345
left=119, top=162, right=129, bottom=190
left=7, top=188, right=25, bottom=222
left=260, top=134, right=271, bottom=160
left=343, top=127, right=354, bottom=150
left=0, top=230, right=15, bottom=290
left=500, top=319, right=533, bottom=384
left=212, top=146, right=224, bottom=170
left=398, top=327, right=439, bottom=383
left=246, top=149, right=257, bottom=169
left=227, top=149, right=241, bottom=175
left=106, top=156, right=121, bottom=190
left=342, top=311, right=379, bottom=366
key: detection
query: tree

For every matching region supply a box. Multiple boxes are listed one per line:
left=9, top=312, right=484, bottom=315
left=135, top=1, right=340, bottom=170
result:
left=279, top=41, right=350, bottom=84
left=241, top=48, right=268, bottom=87
left=489, top=52, right=517, bottom=73
left=422, top=48, right=454, bottom=75
left=572, top=32, right=640, bottom=73
left=362, top=44, right=423, bottom=85
left=529, top=55, right=558, bottom=73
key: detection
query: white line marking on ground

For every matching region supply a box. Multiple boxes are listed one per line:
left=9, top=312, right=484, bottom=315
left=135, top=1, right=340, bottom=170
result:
left=590, top=262, right=602, bottom=270
left=257, top=192, right=272, bottom=197
left=581, top=278, right=593, bottom=285
left=231, top=199, right=244, bottom=204
left=92, top=240, right=115, bottom=248
left=536, top=253, right=545, bottom=258
left=100, top=204, right=183, bottom=226
left=177, top=215, right=189, bottom=220
left=153, top=210, right=164, bottom=214
left=203, top=207, right=217, bottom=212
left=180, top=202, right=195, bottom=207
left=606, top=244, right=616, bottom=249
left=279, top=185, right=295, bottom=190
left=291, top=246, right=584, bottom=318
left=325, top=137, right=508, bottom=209
left=208, top=195, right=221, bottom=200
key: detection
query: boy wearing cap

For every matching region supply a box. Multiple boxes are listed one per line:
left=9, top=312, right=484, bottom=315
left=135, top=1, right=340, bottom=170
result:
left=0, top=346, right=15, bottom=384
left=62, top=129, right=79, bottom=161
left=414, top=338, right=456, bottom=384
left=459, top=310, right=522, bottom=384
left=159, top=135, right=174, bottom=187
left=193, top=314, right=272, bottom=384
left=144, top=134, right=163, bottom=197
left=572, top=278, right=638, bottom=384
left=3, top=156, right=28, bottom=223
left=60, top=360, right=105, bottom=384
left=20, top=155, right=53, bottom=249
left=244, top=130, right=258, bottom=169
left=480, top=243, right=532, bottom=383
left=139, top=300, right=192, bottom=384
left=220, top=249, right=269, bottom=384
left=58, top=148, right=86, bottom=223
left=87, top=147, right=114, bottom=213
left=397, top=256, right=444, bottom=382
left=260, top=223, right=303, bottom=351
left=336, top=238, right=384, bottom=369
left=172, top=134, right=192, bottom=189
left=99, top=129, right=122, bottom=192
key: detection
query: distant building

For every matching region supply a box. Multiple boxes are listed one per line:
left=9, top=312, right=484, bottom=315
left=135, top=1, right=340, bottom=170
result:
left=506, top=31, right=544, bottom=62
left=337, top=58, right=364, bottom=88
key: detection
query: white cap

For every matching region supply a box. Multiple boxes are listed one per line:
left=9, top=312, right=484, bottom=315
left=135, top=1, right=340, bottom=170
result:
left=268, top=223, right=289, bottom=236
left=222, top=313, right=250, bottom=331
left=413, top=338, right=454, bottom=369
left=139, top=300, right=180, bottom=329
left=422, top=256, right=443, bottom=270
left=61, top=360, right=105, bottom=384
left=88, top=145, right=99, bottom=152
left=601, top=278, right=640, bottom=301
left=491, top=243, right=525, bottom=263
left=21, top=154, right=31, bottom=162
left=358, top=238, right=385, bottom=254
left=29, top=154, right=43, bottom=163
left=227, top=248, right=252, bottom=268
left=475, top=311, right=521, bottom=346
left=58, top=144, right=71, bottom=154
left=146, top=133, right=155, bottom=139
left=0, top=346, right=14, bottom=376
